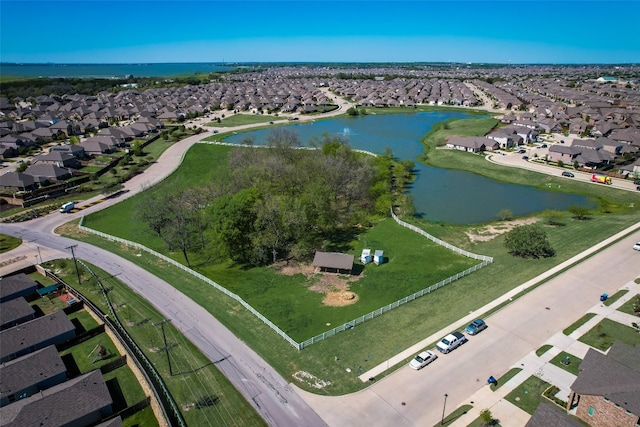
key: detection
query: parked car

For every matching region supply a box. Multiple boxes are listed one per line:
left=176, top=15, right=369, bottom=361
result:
left=465, top=319, right=487, bottom=335
left=633, top=242, right=640, bottom=251
left=634, top=179, right=640, bottom=185
left=436, top=331, right=467, bottom=353
left=562, top=171, right=575, bottom=178
left=522, top=156, right=529, bottom=160
left=409, top=350, right=438, bottom=370
left=541, top=144, right=548, bottom=148
left=517, top=149, right=526, bottom=154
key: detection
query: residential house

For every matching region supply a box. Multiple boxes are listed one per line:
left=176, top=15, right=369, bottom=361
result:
left=446, top=136, right=498, bottom=153
left=548, top=140, right=616, bottom=168
left=568, top=342, right=640, bottom=427
left=0, top=345, right=67, bottom=407
left=23, top=163, right=74, bottom=185
left=0, top=310, right=75, bottom=362
left=32, top=151, right=81, bottom=169
left=79, top=136, right=117, bottom=156
left=0, top=273, right=39, bottom=303
left=50, top=143, right=86, bottom=158
left=525, top=402, right=584, bottom=427
left=486, top=128, right=523, bottom=149
left=0, top=298, right=35, bottom=331
left=0, top=145, right=17, bottom=159
left=0, top=370, right=113, bottom=427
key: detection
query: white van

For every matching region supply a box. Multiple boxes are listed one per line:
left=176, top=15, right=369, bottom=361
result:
left=60, top=202, right=75, bottom=213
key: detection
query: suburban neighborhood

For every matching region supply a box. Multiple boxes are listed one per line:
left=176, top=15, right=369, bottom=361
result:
left=1, top=64, right=640, bottom=208
left=1, top=63, right=639, bottom=427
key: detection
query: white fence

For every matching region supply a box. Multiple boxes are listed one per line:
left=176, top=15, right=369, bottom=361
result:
left=79, top=207, right=493, bottom=350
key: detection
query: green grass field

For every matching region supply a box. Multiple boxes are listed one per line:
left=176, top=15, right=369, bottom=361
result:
left=563, top=313, right=597, bottom=335
left=0, top=234, right=22, bottom=252
left=549, top=351, right=582, bottom=376
left=504, top=375, right=552, bottom=415
left=578, top=318, right=640, bottom=351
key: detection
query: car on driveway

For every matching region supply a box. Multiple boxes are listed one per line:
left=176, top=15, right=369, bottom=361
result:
left=465, top=319, right=487, bottom=335
left=409, top=350, right=438, bottom=370
left=633, top=242, right=640, bottom=251
left=562, top=171, right=575, bottom=178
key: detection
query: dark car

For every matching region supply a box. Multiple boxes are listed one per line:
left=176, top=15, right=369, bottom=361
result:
left=562, top=171, right=575, bottom=178
left=634, top=179, right=640, bottom=185
left=522, top=155, right=529, bottom=160
left=465, top=319, right=487, bottom=335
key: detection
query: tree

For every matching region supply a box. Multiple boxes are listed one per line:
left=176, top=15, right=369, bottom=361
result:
left=504, top=224, right=555, bottom=258
left=568, top=204, right=590, bottom=220
left=497, top=209, right=513, bottom=221
left=479, top=409, right=495, bottom=426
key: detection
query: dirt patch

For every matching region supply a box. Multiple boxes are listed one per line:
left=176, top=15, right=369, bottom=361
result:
left=466, top=217, right=539, bottom=243
left=272, top=260, right=361, bottom=307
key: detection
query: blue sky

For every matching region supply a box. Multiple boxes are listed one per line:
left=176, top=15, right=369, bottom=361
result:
left=1, top=0, right=638, bottom=64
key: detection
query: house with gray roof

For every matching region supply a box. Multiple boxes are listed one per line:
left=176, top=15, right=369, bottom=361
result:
left=0, top=345, right=67, bottom=407
left=445, top=136, right=496, bottom=153
left=0, top=310, right=75, bottom=362
left=525, top=402, right=583, bottom=427
left=23, top=163, right=74, bottom=184
left=0, top=298, right=35, bottom=331
left=568, top=342, right=640, bottom=427
left=32, top=151, right=81, bottom=169
left=0, top=370, right=112, bottom=427
left=0, top=273, right=38, bottom=303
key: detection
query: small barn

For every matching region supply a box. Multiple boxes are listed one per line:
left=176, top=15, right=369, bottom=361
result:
left=312, top=252, right=355, bottom=275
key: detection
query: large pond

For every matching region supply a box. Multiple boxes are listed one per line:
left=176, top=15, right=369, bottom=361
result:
left=224, top=112, right=592, bottom=224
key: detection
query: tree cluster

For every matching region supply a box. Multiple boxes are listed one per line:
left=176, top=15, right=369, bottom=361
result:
left=504, top=224, right=555, bottom=259
left=138, top=129, right=408, bottom=266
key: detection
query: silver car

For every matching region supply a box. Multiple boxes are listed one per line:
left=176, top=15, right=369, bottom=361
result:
left=409, top=350, right=438, bottom=370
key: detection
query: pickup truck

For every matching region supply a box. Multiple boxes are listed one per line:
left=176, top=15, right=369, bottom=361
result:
left=436, top=331, right=467, bottom=354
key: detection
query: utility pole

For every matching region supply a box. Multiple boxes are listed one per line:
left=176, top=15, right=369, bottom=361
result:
left=441, top=393, right=448, bottom=425
left=37, top=246, right=42, bottom=264
left=153, top=319, right=173, bottom=376
left=66, top=245, right=81, bottom=286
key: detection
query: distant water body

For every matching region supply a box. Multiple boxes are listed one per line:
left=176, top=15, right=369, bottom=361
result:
left=0, top=63, right=236, bottom=78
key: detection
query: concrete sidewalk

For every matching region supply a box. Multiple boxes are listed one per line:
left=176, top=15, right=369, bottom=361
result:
left=358, top=222, right=640, bottom=382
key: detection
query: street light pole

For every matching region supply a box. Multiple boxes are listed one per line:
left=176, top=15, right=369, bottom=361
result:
left=441, top=393, right=448, bottom=425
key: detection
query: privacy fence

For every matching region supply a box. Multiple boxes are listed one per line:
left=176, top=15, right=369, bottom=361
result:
left=79, top=210, right=492, bottom=350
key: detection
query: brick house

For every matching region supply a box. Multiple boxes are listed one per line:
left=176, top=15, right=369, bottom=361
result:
left=567, top=341, right=640, bottom=427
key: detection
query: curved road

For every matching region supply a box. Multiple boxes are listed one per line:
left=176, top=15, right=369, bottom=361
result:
left=2, top=99, right=639, bottom=426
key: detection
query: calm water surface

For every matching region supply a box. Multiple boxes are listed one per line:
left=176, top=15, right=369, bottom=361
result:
left=224, top=112, right=591, bottom=224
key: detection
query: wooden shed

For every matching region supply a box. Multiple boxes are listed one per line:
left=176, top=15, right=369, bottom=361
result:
left=312, top=251, right=355, bottom=275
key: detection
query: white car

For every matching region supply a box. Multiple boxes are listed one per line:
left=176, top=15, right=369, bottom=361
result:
left=409, top=350, right=438, bottom=370
left=633, top=242, right=640, bottom=251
